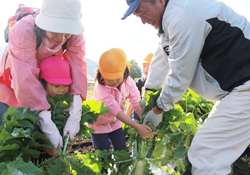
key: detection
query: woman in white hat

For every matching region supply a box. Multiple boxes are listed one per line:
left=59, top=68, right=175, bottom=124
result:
left=0, top=0, right=87, bottom=157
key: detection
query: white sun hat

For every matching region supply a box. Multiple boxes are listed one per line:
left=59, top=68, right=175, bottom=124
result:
left=35, top=0, right=85, bottom=35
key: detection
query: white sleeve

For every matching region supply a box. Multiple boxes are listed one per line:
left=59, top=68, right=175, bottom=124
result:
left=156, top=11, right=212, bottom=112
left=145, top=43, right=170, bottom=90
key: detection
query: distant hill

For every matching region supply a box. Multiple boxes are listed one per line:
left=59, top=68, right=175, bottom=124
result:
left=86, top=58, right=98, bottom=78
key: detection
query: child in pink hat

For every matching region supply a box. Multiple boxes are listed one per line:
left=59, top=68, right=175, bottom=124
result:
left=40, top=56, right=72, bottom=98
left=38, top=56, right=79, bottom=158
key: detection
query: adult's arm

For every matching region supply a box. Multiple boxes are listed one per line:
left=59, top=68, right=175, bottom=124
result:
left=64, top=34, right=87, bottom=101
left=8, top=16, right=49, bottom=112
left=156, top=9, right=211, bottom=112
left=145, top=43, right=170, bottom=91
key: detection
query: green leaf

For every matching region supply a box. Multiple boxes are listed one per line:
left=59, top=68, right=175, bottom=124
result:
left=0, top=143, right=20, bottom=151
left=188, top=88, right=199, bottom=98
left=18, top=120, right=34, bottom=130
left=173, top=146, right=188, bottom=158
left=153, top=143, right=167, bottom=158
left=11, top=128, right=31, bottom=138
left=161, top=149, right=174, bottom=166
left=55, top=108, right=64, bottom=114
left=53, top=94, right=73, bottom=103
left=32, top=131, right=54, bottom=149
left=21, top=147, right=40, bottom=159
left=82, top=100, right=109, bottom=115
left=47, top=96, right=56, bottom=106
left=0, top=157, right=43, bottom=175
left=56, top=103, right=70, bottom=109
left=27, top=140, right=41, bottom=148
left=0, top=162, right=7, bottom=173
left=175, top=158, right=186, bottom=172
left=5, top=121, right=23, bottom=129
left=112, top=150, right=132, bottom=161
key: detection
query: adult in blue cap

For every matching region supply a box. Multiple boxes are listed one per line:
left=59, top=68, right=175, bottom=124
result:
left=122, top=0, right=250, bottom=174
left=121, top=0, right=141, bottom=20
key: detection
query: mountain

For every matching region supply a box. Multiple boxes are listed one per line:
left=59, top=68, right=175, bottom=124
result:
left=86, top=58, right=98, bottom=78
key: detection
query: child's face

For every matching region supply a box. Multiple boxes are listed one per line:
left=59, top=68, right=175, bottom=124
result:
left=103, top=76, right=124, bottom=88
left=143, top=63, right=150, bottom=78
left=45, top=83, right=70, bottom=98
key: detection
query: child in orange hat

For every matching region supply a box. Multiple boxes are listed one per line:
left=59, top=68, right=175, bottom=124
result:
left=89, top=48, right=152, bottom=169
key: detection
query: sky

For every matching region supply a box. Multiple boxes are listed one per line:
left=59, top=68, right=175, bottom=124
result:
left=0, top=0, right=249, bottom=67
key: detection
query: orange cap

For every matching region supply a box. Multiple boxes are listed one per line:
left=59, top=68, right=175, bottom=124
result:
left=99, top=48, right=127, bottom=80
left=142, top=53, right=153, bottom=64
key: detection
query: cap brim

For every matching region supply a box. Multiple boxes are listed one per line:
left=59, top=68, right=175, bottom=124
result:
left=46, top=78, right=72, bottom=85
left=121, top=0, right=141, bottom=20
left=35, top=13, right=85, bottom=35
left=101, top=71, right=124, bottom=80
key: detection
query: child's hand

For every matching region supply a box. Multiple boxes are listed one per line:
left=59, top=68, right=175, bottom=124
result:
left=143, top=131, right=158, bottom=139
left=136, top=124, right=152, bottom=139
left=66, top=136, right=77, bottom=152
left=42, top=146, right=59, bottom=158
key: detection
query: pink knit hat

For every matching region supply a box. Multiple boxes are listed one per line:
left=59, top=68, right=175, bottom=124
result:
left=40, top=56, right=72, bottom=85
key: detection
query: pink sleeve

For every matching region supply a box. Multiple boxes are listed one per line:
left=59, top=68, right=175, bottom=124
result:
left=64, top=34, right=87, bottom=101
left=8, top=16, right=50, bottom=112
left=127, top=77, right=141, bottom=111
left=93, top=83, right=122, bottom=116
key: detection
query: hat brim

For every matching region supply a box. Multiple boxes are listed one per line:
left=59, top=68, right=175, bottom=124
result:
left=101, top=71, right=124, bottom=80
left=35, top=13, right=85, bottom=35
left=46, top=77, right=72, bottom=85
left=121, top=0, right=141, bottom=20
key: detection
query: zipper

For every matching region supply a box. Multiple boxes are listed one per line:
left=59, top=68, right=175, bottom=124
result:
left=108, top=123, right=113, bottom=132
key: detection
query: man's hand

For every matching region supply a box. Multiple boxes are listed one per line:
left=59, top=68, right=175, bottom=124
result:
left=142, top=106, right=163, bottom=128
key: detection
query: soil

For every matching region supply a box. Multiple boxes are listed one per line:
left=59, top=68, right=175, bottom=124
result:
left=68, top=137, right=95, bottom=155
left=70, top=137, right=250, bottom=175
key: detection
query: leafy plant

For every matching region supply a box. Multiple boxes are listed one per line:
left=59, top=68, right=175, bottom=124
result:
left=178, top=89, right=214, bottom=125
left=0, top=156, right=44, bottom=175
left=78, top=99, right=109, bottom=138
left=47, top=95, right=109, bottom=139
left=123, top=88, right=213, bottom=175
left=0, top=107, right=52, bottom=163
left=46, top=94, right=73, bottom=136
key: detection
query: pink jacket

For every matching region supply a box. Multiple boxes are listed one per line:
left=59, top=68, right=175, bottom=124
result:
left=89, top=76, right=141, bottom=134
left=0, top=15, right=87, bottom=112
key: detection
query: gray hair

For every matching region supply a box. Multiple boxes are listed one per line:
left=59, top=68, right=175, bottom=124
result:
left=142, top=0, right=156, bottom=5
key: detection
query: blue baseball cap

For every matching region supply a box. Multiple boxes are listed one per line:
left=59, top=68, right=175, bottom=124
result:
left=121, top=0, right=141, bottom=20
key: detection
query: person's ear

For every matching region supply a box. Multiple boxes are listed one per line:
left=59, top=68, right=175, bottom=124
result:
left=159, top=0, right=166, bottom=7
